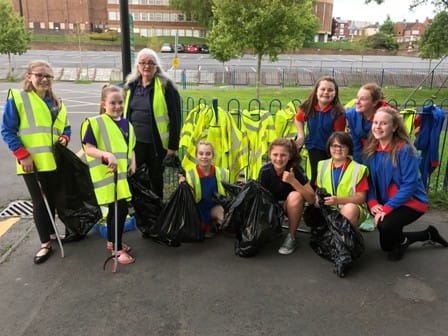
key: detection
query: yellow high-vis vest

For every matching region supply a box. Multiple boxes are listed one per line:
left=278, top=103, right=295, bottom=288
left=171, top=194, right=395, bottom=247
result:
left=124, top=76, right=169, bottom=149
left=81, top=114, right=136, bottom=205
left=186, top=166, right=229, bottom=203
left=9, top=89, right=69, bottom=174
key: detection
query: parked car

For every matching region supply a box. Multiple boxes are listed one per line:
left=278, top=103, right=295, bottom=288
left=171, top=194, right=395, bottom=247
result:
left=186, top=44, right=199, bottom=53
left=176, top=43, right=185, bottom=53
left=199, top=44, right=209, bottom=54
left=160, top=43, right=174, bottom=53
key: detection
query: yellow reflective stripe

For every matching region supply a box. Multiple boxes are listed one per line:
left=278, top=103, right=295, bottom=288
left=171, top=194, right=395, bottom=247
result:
left=155, top=114, right=169, bottom=123
left=27, top=146, right=54, bottom=154
left=18, top=126, right=53, bottom=135
left=20, top=91, right=35, bottom=125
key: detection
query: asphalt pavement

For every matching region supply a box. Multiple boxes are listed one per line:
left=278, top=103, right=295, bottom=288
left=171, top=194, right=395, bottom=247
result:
left=0, top=211, right=447, bottom=336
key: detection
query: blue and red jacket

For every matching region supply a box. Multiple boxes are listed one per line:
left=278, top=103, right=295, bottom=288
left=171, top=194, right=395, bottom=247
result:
left=365, top=142, right=428, bottom=215
left=346, top=101, right=396, bottom=163
left=295, top=103, right=345, bottom=151
left=413, top=104, right=445, bottom=188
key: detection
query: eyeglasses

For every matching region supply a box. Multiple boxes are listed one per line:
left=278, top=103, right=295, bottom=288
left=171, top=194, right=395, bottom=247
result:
left=330, top=144, right=348, bottom=150
left=29, top=73, right=54, bottom=80
left=138, top=61, right=156, bottom=67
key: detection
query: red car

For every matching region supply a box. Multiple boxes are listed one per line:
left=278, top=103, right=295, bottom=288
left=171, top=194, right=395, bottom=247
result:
left=186, top=44, right=199, bottom=53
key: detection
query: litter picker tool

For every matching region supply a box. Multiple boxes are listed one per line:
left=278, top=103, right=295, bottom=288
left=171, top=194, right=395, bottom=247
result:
left=34, top=168, right=65, bottom=258
left=103, top=169, right=119, bottom=273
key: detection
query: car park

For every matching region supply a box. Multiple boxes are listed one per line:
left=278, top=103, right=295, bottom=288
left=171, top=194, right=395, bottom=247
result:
left=160, top=43, right=174, bottom=53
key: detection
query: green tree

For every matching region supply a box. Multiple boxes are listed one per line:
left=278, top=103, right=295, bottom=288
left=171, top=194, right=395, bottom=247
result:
left=362, top=16, right=398, bottom=51
left=418, top=11, right=448, bottom=59
left=169, top=0, right=213, bottom=28
left=379, top=15, right=394, bottom=34
left=208, top=0, right=318, bottom=98
left=362, top=32, right=399, bottom=50
left=0, top=0, right=31, bottom=77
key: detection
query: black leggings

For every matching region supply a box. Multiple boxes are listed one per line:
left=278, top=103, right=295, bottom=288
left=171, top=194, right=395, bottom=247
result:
left=377, top=206, right=427, bottom=251
left=106, top=199, right=129, bottom=251
left=307, top=148, right=329, bottom=188
left=23, top=171, right=59, bottom=244
left=134, top=141, right=166, bottom=198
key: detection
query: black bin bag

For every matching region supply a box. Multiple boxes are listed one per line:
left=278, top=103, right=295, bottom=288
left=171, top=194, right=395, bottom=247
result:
left=53, top=143, right=102, bottom=242
left=128, top=164, right=163, bottom=236
left=154, top=181, right=203, bottom=245
left=305, top=188, right=365, bottom=277
left=211, top=181, right=243, bottom=215
left=221, top=180, right=282, bottom=257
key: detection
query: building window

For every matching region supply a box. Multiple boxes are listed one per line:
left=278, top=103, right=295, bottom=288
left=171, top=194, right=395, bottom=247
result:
left=107, top=0, right=119, bottom=4
left=178, top=14, right=184, bottom=22
left=109, top=12, right=119, bottom=20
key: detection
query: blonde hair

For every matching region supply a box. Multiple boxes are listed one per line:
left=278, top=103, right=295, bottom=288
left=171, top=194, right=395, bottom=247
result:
left=99, top=84, right=124, bottom=114
left=362, top=107, right=413, bottom=166
left=23, top=60, right=60, bottom=110
left=196, top=140, right=215, bottom=157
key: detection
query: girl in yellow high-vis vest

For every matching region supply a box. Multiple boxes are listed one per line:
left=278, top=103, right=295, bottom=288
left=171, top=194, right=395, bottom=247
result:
left=1, top=60, right=71, bottom=265
left=179, top=141, right=229, bottom=238
left=81, top=85, right=136, bottom=265
left=315, top=132, right=369, bottom=228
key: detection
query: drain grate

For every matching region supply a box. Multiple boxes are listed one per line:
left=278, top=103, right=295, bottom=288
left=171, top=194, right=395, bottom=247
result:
left=0, top=200, right=33, bottom=218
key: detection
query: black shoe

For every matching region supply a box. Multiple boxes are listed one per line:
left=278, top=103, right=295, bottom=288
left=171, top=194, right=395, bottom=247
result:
left=428, top=225, right=448, bottom=247
left=387, top=246, right=405, bottom=261
left=33, top=245, right=52, bottom=264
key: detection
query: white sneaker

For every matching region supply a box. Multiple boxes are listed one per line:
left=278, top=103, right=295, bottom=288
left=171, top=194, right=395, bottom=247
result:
left=278, top=234, right=297, bottom=255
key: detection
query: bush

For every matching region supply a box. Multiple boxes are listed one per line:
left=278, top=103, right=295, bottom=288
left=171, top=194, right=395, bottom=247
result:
left=88, top=31, right=119, bottom=41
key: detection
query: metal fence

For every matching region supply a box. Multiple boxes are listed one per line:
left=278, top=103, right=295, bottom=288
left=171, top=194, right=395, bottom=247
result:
left=169, top=67, right=448, bottom=89
left=179, top=96, right=448, bottom=193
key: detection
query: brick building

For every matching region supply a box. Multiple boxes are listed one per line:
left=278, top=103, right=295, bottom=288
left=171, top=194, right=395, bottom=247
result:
left=394, top=19, right=431, bottom=43
left=313, top=0, right=333, bottom=42
left=10, top=0, right=108, bottom=32
left=10, top=0, right=334, bottom=41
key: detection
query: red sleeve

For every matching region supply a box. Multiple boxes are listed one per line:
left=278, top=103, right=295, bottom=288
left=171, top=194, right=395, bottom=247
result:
left=333, top=113, right=346, bottom=131
left=295, top=109, right=306, bottom=123
left=355, top=174, right=369, bottom=192
left=13, top=147, right=30, bottom=161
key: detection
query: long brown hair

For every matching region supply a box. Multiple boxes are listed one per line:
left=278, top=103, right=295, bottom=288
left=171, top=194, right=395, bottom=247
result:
left=362, top=107, right=413, bottom=166
left=299, top=76, right=344, bottom=118
left=268, top=138, right=302, bottom=171
left=23, top=60, right=60, bottom=110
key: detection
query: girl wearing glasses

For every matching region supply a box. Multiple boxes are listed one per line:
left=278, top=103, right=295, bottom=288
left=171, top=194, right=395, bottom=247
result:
left=315, top=132, right=369, bottom=228
left=1, top=60, right=71, bottom=264
left=123, top=48, right=181, bottom=204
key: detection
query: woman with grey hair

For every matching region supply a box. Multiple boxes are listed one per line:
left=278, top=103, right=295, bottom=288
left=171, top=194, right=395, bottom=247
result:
left=123, top=48, right=181, bottom=201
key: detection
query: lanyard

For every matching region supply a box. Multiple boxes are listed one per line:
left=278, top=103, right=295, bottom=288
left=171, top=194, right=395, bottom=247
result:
left=331, top=159, right=349, bottom=195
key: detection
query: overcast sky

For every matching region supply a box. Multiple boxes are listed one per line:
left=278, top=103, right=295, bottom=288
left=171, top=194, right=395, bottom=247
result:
left=333, top=0, right=437, bottom=23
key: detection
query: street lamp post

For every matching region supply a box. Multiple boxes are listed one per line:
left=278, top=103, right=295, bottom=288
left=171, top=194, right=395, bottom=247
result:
left=120, top=0, right=132, bottom=81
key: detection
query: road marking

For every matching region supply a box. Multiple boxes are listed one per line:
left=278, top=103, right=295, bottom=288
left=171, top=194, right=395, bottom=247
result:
left=0, top=218, right=20, bottom=237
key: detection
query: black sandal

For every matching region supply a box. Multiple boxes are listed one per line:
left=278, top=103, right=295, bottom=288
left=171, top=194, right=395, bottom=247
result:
left=33, top=244, right=53, bottom=264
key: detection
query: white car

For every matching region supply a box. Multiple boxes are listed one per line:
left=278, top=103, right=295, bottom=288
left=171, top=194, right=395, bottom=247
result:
left=160, top=43, right=173, bottom=53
